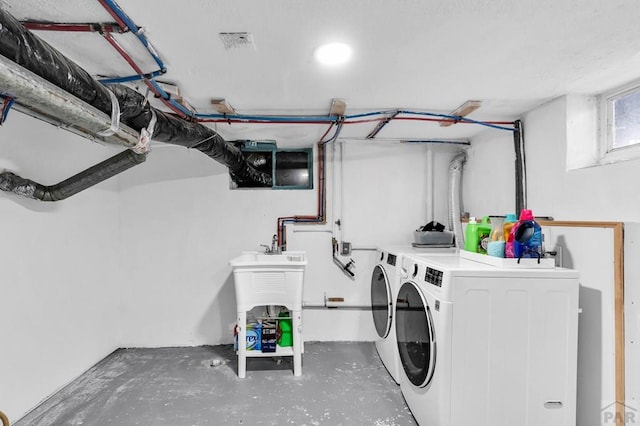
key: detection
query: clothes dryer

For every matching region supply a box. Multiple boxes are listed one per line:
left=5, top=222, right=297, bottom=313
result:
left=371, top=245, right=456, bottom=384
left=396, top=253, right=579, bottom=426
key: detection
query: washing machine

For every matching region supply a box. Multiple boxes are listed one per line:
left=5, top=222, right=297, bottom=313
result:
left=395, top=253, right=580, bottom=426
left=371, top=245, right=456, bottom=384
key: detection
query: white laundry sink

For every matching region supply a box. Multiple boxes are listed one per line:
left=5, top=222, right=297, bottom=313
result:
left=230, top=251, right=307, bottom=312
left=229, top=251, right=307, bottom=268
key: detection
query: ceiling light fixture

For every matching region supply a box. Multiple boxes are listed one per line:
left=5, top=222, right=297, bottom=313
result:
left=314, top=42, right=352, bottom=66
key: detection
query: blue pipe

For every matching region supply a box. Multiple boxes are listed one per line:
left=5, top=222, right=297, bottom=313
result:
left=397, top=110, right=516, bottom=131
left=98, top=2, right=516, bottom=133
left=344, top=110, right=399, bottom=119
left=99, top=69, right=165, bottom=85
left=1, top=96, right=15, bottom=124
left=194, top=109, right=514, bottom=131
left=194, top=112, right=338, bottom=123
left=100, top=0, right=166, bottom=72
left=145, top=78, right=195, bottom=117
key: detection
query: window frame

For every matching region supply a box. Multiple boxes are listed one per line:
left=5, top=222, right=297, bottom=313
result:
left=231, top=141, right=314, bottom=190
left=599, top=79, right=640, bottom=164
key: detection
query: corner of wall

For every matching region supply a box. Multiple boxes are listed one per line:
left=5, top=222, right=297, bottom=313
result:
left=566, top=94, right=599, bottom=170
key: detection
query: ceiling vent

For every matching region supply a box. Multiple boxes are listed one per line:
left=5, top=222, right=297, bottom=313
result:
left=219, top=32, right=255, bottom=50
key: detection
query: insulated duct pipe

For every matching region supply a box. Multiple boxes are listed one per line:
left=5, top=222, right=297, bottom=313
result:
left=0, top=149, right=146, bottom=201
left=447, top=152, right=466, bottom=248
left=0, top=8, right=270, bottom=187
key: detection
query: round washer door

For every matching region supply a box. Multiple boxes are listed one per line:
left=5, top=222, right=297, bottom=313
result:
left=396, top=281, right=437, bottom=387
left=371, top=264, right=392, bottom=339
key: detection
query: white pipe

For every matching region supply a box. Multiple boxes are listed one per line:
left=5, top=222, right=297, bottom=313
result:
left=339, top=141, right=346, bottom=240
left=425, top=145, right=435, bottom=221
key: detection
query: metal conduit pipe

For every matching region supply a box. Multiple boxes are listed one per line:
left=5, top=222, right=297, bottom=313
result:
left=303, top=304, right=371, bottom=310
left=0, top=8, right=271, bottom=187
left=448, top=152, right=466, bottom=248
left=0, top=149, right=147, bottom=201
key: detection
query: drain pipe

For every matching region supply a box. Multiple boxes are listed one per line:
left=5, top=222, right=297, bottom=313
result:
left=448, top=152, right=466, bottom=248
left=0, top=149, right=147, bottom=201
left=513, top=119, right=526, bottom=216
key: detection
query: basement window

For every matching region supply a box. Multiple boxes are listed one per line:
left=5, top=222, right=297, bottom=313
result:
left=600, top=80, right=640, bottom=163
left=231, top=141, right=313, bottom=190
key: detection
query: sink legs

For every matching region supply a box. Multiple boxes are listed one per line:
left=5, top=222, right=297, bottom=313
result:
left=292, top=310, right=302, bottom=377
left=235, top=309, right=302, bottom=378
left=237, top=311, right=247, bottom=379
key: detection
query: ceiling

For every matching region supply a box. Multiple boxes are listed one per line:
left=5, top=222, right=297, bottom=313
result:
left=2, top=0, right=640, bottom=146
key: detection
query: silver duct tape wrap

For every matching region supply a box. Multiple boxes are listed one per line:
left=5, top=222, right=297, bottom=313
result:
left=448, top=152, right=466, bottom=248
left=0, top=55, right=140, bottom=147
left=0, top=172, right=37, bottom=199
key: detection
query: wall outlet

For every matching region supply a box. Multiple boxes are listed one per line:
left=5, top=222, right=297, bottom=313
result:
left=341, top=241, right=351, bottom=256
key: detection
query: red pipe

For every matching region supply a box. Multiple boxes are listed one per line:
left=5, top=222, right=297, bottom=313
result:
left=100, top=31, right=188, bottom=119
left=22, top=21, right=124, bottom=33
left=96, top=0, right=129, bottom=29
left=197, top=118, right=334, bottom=125
left=100, top=31, right=145, bottom=75
left=276, top=124, right=332, bottom=249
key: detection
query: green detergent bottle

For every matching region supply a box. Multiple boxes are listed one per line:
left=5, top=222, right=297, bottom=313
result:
left=464, top=216, right=492, bottom=254
left=277, top=311, right=292, bottom=347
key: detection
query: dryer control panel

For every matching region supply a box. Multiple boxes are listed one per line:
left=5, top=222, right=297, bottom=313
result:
left=387, top=253, right=397, bottom=266
left=424, top=267, right=443, bottom=287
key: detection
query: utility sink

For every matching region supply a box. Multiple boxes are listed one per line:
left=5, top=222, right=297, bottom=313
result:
left=230, top=250, right=307, bottom=379
left=229, top=251, right=307, bottom=268
left=230, top=250, right=307, bottom=312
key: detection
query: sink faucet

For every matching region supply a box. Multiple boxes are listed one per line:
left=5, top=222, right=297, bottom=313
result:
left=260, top=244, right=271, bottom=254
left=261, top=235, right=281, bottom=254
left=271, top=234, right=280, bottom=254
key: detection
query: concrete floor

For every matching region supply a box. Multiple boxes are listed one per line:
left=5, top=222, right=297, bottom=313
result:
left=16, top=342, right=417, bottom=426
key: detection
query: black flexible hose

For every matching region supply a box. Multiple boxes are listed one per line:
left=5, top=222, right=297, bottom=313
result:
left=0, top=149, right=146, bottom=201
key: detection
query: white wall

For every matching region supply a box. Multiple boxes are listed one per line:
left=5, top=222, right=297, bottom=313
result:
left=1, top=110, right=458, bottom=420
left=0, top=114, right=122, bottom=422
left=463, top=96, right=640, bottom=424
left=116, top=139, right=458, bottom=346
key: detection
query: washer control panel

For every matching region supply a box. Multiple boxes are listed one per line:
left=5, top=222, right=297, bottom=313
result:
left=424, top=267, right=443, bottom=287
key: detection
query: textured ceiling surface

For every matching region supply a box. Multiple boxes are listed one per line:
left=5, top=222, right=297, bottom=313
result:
left=2, top=0, right=640, bottom=145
